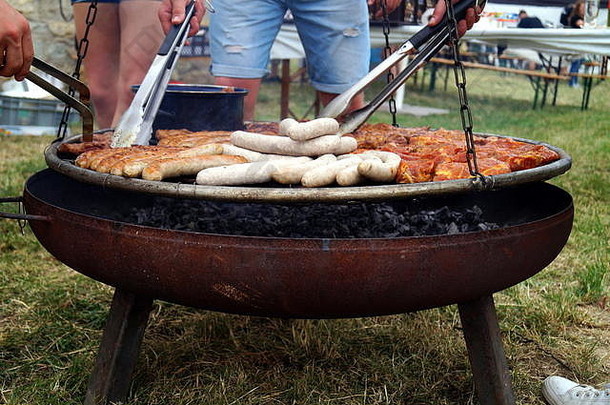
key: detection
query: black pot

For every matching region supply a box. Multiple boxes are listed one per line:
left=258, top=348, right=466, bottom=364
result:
left=137, top=84, right=247, bottom=132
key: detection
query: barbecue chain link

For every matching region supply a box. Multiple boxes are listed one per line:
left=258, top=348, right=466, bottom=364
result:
left=380, top=0, right=399, bottom=126
left=444, top=0, right=490, bottom=188
left=57, top=0, right=98, bottom=141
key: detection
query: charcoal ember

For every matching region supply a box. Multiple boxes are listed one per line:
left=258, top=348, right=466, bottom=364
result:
left=112, top=197, right=500, bottom=239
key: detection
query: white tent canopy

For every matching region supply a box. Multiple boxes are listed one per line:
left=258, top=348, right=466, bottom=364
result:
left=271, top=13, right=610, bottom=60
left=482, top=1, right=608, bottom=28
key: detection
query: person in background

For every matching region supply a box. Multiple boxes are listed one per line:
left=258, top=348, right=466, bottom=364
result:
left=517, top=9, right=545, bottom=28
left=568, top=0, right=585, bottom=27
left=515, top=10, right=545, bottom=70
left=72, top=0, right=165, bottom=129
left=542, top=376, right=610, bottom=405
left=560, top=2, right=574, bottom=26
left=159, top=0, right=482, bottom=121
left=565, top=0, right=585, bottom=87
left=0, top=0, right=33, bottom=81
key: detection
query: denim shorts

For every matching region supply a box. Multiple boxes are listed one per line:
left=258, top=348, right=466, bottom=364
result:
left=209, top=0, right=370, bottom=94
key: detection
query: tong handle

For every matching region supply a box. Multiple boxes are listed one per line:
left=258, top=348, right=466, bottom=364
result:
left=158, top=0, right=195, bottom=56
left=338, top=27, right=450, bottom=135
left=26, top=57, right=95, bottom=140
left=409, top=0, right=478, bottom=50
left=320, top=0, right=482, bottom=120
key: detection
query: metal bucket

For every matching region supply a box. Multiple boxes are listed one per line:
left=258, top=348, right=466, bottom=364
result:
left=140, top=84, right=248, bottom=132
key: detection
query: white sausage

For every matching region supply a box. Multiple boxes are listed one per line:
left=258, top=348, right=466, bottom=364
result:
left=359, top=150, right=402, bottom=165
left=335, top=155, right=382, bottom=185
left=331, top=136, right=358, bottom=155
left=271, top=154, right=337, bottom=184
left=222, top=144, right=314, bottom=163
left=262, top=154, right=315, bottom=162
left=301, top=156, right=362, bottom=188
left=231, top=131, right=342, bottom=156
left=357, top=151, right=402, bottom=182
left=336, top=163, right=364, bottom=186
left=195, top=157, right=310, bottom=186
left=279, top=118, right=299, bottom=135
left=337, top=153, right=364, bottom=160
left=221, top=144, right=266, bottom=162
left=286, top=118, right=340, bottom=141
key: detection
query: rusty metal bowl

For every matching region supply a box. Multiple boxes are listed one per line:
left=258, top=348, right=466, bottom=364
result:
left=22, top=169, right=573, bottom=319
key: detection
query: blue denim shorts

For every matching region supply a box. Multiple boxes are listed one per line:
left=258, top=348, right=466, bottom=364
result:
left=209, top=0, right=370, bottom=94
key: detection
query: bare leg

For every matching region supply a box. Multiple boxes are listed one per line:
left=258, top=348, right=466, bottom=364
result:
left=215, top=77, right=262, bottom=121
left=73, top=3, right=120, bottom=129
left=114, top=0, right=164, bottom=127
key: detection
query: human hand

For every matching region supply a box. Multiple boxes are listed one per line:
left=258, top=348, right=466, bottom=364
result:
left=428, top=0, right=483, bottom=37
left=368, top=0, right=403, bottom=19
left=0, top=0, right=33, bottom=81
left=159, top=0, right=205, bottom=36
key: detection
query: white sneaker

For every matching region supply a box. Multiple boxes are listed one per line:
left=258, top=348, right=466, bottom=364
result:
left=542, top=376, right=610, bottom=405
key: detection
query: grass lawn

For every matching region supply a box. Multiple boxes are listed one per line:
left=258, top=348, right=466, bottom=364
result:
left=1, top=66, right=608, bottom=405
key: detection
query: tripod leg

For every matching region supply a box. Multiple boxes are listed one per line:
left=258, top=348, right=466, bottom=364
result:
left=85, top=289, right=153, bottom=405
left=458, top=295, right=516, bottom=405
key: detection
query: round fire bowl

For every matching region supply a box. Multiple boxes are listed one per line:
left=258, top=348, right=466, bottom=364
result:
left=23, top=170, right=573, bottom=319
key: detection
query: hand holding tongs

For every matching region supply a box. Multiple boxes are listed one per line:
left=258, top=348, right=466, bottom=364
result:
left=320, top=0, right=485, bottom=135
left=111, top=0, right=196, bottom=147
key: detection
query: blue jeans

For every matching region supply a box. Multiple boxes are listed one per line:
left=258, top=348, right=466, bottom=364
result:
left=209, top=0, right=370, bottom=94
left=569, top=58, right=583, bottom=86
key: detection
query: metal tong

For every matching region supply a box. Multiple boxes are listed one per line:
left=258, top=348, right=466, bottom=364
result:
left=25, top=57, right=95, bottom=140
left=111, top=0, right=196, bottom=147
left=320, top=0, right=485, bottom=135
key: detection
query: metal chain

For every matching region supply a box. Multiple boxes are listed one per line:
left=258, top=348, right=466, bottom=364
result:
left=56, top=0, right=98, bottom=140
left=444, top=0, right=487, bottom=185
left=380, top=0, right=398, bottom=127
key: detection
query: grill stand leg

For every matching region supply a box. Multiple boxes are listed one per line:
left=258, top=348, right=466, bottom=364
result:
left=458, top=295, right=516, bottom=405
left=81, top=290, right=514, bottom=404
left=85, top=289, right=153, bottom=405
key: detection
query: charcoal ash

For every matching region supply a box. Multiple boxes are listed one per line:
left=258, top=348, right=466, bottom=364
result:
left=108, top=198, right=500, bottom=238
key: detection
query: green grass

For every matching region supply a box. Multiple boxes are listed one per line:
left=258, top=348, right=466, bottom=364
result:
left=1, top=67, right=609, bottom=405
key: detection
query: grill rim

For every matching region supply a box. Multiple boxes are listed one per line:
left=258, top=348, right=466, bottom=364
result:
left=24, top=168, right=573, bottom=242
left=46, top=132, right=572, bottom=203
